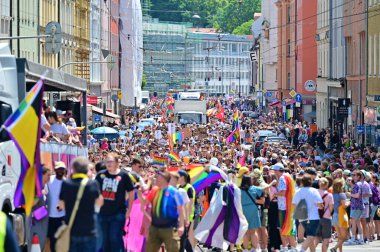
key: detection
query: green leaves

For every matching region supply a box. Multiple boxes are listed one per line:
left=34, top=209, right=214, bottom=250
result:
left=149, top=0, right=261, bottom=33
left=232, top=19, right=254, bottom=35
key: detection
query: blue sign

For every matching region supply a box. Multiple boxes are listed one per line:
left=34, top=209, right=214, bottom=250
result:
left=94, top=114, right=102, bottom=122
left=356, top=125, right=364, bottom=135
left=282, top=100, right=286, bottom=106
left=295, top=94, right=302, bottom=102
left=267, top=92, right=272, bottom=97
left=290, top=104, right=294, bottom=109
left=374, top=95, right=380, bottom=102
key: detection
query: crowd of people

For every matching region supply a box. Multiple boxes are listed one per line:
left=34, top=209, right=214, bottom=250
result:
left=24, top=96, right=380, bottom=252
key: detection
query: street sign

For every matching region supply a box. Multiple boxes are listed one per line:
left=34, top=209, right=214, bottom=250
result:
left=111, top=94, right=118, bottom=101
left=296, top=102, right=301, bottom=107
left=45, top=22, right=62, bottom=54
left=357, top=125, right=364, bottom=134
left=289, top=89, right=297, bottom=98
left=117, top=91, right=122, bottom=100
left=266, top=92, right=272, bottom=97
left=374, top=95, right=380, bottom=102
left=290, top=104, right=294, bottom=109
left=337, top=107, right=349, bottom=118
left=295, top=94, right=302, bottom=102
left=263, top=89, right=267, bottom=94
left=249, top=51, right=257, bottom=62
left=338, top=98, right=350, bottom=107
left=282, top=100, right=286, bottom=106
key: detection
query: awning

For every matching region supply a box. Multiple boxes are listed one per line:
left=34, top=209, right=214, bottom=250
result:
left=89, top=105, right=120, bottom=119
left=285, top=99, right=296, bottom=106
left=25, top=60, right=87, bottom=92
left=269, top=101, right=280, bottom=107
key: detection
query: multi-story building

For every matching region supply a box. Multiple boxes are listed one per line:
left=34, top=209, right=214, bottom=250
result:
left=261, top=0, right=278, bottom=103
left=39, top=0, right=59, bottom=68
left=367, top=0, right=380, bottom=144
left=10, top=0, right=39, bottom=62
left=325, top=0, right=347, bottom=131
left=276, top=0, right=317, bottom=121
left=316, top=0, right=330, bottom=128
left=187, top=30, right=252, bottom=96
left=143, top=18, right=191, bottom=95
left=0, top=0, right=11, bottom=39
left=89, top=0, right=102, bottom=96
left=343, top=0, right=367, bottom=128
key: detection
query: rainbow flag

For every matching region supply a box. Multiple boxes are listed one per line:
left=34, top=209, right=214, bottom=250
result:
left=281, top=173, right=295, bottom=236
left=2, top=79, right=44, bottom=216
left=226, top=109, right=240, bottom=144
left=172, top=131, right=183, bottom=144
left=192, top=172, right=222, bottom=194
left=152, top=156, right=166, bottom=166
left=167, top=152, right=181, bottom=162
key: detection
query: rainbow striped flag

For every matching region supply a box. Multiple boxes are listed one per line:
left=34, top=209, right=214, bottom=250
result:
left=172, top=131, right=183, bottom=144
left=152, top=156, right=166, bottom=166
left=167, top=152, right=181, bottom=162
left=226, top=109, right=240, bottom=144
left=2, top=79, right=44, bottom=216
left=281, top=173, right=295, bottom=236
left=192, top=171, right=222, bottom=194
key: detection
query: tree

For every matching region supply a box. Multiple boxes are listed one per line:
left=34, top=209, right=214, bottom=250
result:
left=232, top=19, right=254, bottom=35
left=142, top=74, right=147, bottom=89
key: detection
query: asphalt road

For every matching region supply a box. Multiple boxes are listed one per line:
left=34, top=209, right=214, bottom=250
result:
left=195, top=240, right=380, bottom=251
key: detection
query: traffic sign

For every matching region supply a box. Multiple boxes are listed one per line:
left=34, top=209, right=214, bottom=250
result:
left=356, top=125, right=364, bottom=135
left=290, top=104, right=294, bottom=109
left=289, top=89, right=297, bottom=98
left=249, top=51, right=257, bottom=62
left=295, top=94, right=302, bottom=102
left=117, top=91, right=122, bottom=99
left=282, top=100, right=286, bottom=106
left=266, top=92, right=272, bottom=97
left=338, top=98, right=350, bottom=107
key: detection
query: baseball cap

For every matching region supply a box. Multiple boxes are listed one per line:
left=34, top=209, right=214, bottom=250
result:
left=271, top=163, right=284, bottom=171
left=178, top=169, right=189, bottom=179
left=54, top=161, right=67, bottom=169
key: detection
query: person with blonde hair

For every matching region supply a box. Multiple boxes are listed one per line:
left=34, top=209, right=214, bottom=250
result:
left=330, top=178, right=349, bottom=252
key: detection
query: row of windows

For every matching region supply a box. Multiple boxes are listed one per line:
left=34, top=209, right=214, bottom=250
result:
left=369, top=0, right=380, bottom=7
left=318, top=0, right=329, bottom=29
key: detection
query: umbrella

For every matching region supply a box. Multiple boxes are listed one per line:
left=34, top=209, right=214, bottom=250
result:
left=91, top=126, right=118, bottom=134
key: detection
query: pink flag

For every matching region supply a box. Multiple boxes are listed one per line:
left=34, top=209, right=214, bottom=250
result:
left=238, top=155, right=245, bottom=166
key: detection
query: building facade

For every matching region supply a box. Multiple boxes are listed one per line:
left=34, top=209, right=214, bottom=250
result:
left=0, top=0, right=11, bottom=39
left=316, top=0, right=330, bottom=128
left=89, top=0, right=102, bottom=96
left=276, top=0, right=317, bottom=121
left=367, top=0, right=380, bottom=144
left=343, top=0, right=367, bottom=128
left=261, top=0, right=278, bottom=103
left=188, top=31, right=252, bottom=96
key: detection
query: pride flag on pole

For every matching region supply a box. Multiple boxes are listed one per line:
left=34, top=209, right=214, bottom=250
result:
left=226, top=109, right=240, bottom=144
left=2, top=79, right=44, bottom=216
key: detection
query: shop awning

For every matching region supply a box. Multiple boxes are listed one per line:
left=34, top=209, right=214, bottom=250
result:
left=269, top=101, right=281, bottom=107
left=285, top=99, right=296, bottom=106
left=89, top=105, right=120, bottom=119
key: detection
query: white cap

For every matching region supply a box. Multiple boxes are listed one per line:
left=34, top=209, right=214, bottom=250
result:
left=271, top=163, right=284, bottom=171
left=210, top=157, right=219, bottom=166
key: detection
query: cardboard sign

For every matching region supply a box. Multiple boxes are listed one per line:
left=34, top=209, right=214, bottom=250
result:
left=183, top=128, right=192, bottom=138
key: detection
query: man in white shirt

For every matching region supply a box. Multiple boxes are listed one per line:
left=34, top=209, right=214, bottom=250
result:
left=292, top=174, right=323, bottom=252
left=47, top=161, right=67, bottom=252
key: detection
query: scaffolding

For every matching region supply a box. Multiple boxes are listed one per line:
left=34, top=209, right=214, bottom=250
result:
left=142, top=17, right=196, bottom=95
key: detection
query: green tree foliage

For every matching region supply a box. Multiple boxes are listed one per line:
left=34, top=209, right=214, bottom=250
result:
left=232, top=19, right=254, bottom=35
left=142, top=74, right=147, bottom=89
left=149, top=0, right=260, bottom=33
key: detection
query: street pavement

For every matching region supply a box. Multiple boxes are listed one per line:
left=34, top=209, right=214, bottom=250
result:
left=194, top=239, right=380, bottom=251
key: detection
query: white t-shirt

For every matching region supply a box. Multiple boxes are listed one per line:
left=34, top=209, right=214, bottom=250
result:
left=178, top=187, right=190, bottom=205
left=48, top=176, right=65, bottom=218
left=292, top=187, right=323, bottom=220
left=277, top=175, right=287, bottom=210
left=50, top=123, right=70, bottom=137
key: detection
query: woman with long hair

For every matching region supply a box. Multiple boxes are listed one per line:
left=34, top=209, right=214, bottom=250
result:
left=330, top=178, right=349, bottom=252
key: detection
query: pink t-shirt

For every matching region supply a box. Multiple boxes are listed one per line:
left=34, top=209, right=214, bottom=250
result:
left=318, top=189, right=334, bottom=219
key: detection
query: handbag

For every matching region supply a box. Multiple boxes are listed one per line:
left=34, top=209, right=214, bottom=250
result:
left=338, top=205, right=349, bottom=228
left=32, top=205, right=48, bottom=221
left=55, top=178, right=89, bottom=252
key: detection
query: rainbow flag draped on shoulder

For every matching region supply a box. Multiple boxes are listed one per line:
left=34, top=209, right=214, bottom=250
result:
left=2, top=79, right=44, bottom=216
left=225, top=109, right=240, bottom=144
left=281, top=173, right=296, bottom=236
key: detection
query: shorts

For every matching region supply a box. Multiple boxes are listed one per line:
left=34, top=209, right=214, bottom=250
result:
left=261, top=209, right=268, bottom=227
left=370, top=204, right=378, bottom=218
left=350, top=209, right=363, bottom=220
left=301, top=220, right=320, bottom=237
left=360, top=204, right=370, bottom=219
left=316, top=218, right=332, bottom=239
left=332, top=213, right=338, bottom=226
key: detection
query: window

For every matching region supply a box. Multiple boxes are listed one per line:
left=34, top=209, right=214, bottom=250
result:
left=0, top=102, right=12, bottom=142
left=375, top=35, right=377, bottom=76
left=287, top=39, right=291, bottom=57
left=275, top=68, right=278, bottom=81
left=287, top=6, right=291, bottom=23
left=287, top=72, right=291, bottom=89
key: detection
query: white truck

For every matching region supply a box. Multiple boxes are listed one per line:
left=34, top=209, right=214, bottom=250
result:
left=174, top=99, right=207, bottom=124
left=0, top=44, right=87, bottom=249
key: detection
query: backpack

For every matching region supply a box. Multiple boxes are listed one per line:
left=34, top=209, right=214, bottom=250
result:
left=318, top=193, right=329, bottom=219
left=294, top=199, right=308, bottom=220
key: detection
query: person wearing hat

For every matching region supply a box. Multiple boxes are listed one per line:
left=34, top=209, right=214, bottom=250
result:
left=236, top=166, right=250, bottom=187
left=47, top=161, right=67, bottom=252
left=178, top=170, right=196, bottom=251
left=271, top=163, right=297, bottom=251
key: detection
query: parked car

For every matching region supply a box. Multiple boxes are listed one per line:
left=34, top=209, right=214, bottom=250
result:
left=242, top=111, right=259, bottom=119
left=266, top=136, right=291, bottom=147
